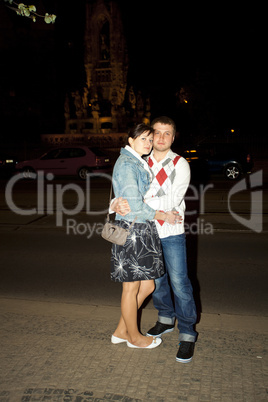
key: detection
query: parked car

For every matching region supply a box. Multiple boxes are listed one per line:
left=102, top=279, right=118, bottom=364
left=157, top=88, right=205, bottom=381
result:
left=182, top=143, right=253, bottom=180
left=0, top=154, right=18, bottom=178
left=15, top=146, right=112, bottom=180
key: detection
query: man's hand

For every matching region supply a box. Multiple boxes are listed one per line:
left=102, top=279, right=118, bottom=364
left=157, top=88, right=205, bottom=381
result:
left=110, top=197, right=131, bottom=216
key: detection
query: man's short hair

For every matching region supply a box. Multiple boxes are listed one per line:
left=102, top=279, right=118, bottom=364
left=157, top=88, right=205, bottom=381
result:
left=151, top=116, right=176, bottom=136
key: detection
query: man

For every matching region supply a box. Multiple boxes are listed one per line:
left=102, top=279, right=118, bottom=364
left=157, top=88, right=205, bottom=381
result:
left=112, top=116, right=197, bottom=363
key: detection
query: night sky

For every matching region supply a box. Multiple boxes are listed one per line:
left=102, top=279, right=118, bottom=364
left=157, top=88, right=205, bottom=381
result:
left=118, top=1, right=262, bottom=135
left=0, top=0, right=263, bottom=142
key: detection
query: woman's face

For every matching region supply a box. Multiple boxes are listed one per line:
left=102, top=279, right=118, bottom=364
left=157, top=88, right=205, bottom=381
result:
left=129, top=131, right=153, bottom=156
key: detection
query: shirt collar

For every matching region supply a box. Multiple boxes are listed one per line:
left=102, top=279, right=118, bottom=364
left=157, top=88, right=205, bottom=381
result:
left=149, top=149, right=173, bottom=164
left=125, top=145, right=147, bottom=166
left=125, top=145, right=152, bottom=177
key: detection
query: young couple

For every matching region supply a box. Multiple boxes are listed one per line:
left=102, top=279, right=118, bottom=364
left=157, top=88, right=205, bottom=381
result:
left=109, top=116, right=197, bottom=362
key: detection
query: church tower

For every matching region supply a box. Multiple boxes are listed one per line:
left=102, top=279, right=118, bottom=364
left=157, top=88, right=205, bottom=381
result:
left=64, top=0, right=150, bottom=139
left=65, top=0, right=130, bottom=134
left=84, top=0, right=128, bottom=120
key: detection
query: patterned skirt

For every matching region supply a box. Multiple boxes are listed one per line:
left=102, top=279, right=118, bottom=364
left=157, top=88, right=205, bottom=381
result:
left=110, top=220, right=164, bottom=282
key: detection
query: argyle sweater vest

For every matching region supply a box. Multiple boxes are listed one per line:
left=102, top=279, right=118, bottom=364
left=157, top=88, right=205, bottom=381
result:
left=147, top=154, right=181, bottom=226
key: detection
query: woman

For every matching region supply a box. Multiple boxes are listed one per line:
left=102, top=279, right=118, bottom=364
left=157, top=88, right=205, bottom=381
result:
left=110, top=123, right=177, bottom=349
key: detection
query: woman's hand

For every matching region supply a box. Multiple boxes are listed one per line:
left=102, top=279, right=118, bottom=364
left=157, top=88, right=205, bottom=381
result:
left=164, top=211, right=183, bottom=225
left=154, top=210, right=183, bottom=225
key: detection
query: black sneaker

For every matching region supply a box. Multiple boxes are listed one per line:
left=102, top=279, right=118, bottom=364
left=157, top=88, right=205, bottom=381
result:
left=146, top=321, right=174, bottom=337
left=176, top=341, right=195, bottom=363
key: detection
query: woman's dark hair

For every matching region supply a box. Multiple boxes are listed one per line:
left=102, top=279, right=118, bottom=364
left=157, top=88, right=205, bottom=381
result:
left=126, top=123, right=154, bottom=145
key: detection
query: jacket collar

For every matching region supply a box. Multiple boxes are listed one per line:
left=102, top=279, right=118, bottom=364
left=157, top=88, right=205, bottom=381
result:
left=120, top=146, right=152, bottom=177
left=121, top=146, right=145, bottom=166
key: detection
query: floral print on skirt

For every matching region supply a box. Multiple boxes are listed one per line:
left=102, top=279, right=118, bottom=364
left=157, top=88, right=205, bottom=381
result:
left=110, top=220, right=164, bottom=282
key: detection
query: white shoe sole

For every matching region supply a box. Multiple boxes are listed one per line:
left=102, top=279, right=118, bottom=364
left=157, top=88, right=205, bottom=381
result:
left=111, top=335, right=127, bottom=344
left=176, top=356, right=193, bottom=363
left=146, top=327, right=174, bottom=337
left=127, top=337, right=162, bottom=349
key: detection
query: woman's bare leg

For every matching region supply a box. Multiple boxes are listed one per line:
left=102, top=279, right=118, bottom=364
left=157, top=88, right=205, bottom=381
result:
left=113, top=280, right=155, bottom=346
left=138, top=280, right=155, bottom=307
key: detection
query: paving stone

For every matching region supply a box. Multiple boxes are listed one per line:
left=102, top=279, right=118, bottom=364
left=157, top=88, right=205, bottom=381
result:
left=0, top=299, right=267, bottom=401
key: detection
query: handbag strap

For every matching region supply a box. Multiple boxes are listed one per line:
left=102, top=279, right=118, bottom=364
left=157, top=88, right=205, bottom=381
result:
left=127, top=216, right=137, bottom=229
left=106, top=183, right=113, bottom=222
left=107, top=182, right=137, bottom=227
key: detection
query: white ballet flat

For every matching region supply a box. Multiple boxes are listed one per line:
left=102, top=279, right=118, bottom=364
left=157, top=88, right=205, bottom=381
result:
left=127, top=337, right=162, bottom=349
left=111, top=335, right=128, bottom=344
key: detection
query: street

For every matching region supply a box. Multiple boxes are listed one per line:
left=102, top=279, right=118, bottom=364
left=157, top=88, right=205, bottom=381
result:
left=0, top=174, right=267, bottom=402
left=0, top=173, right=267, bottom=318
left=0, top=226, right=267, bottom=318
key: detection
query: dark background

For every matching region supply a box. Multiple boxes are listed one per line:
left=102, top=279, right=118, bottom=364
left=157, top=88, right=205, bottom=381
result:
left=0, top=0, right=264, bottom=148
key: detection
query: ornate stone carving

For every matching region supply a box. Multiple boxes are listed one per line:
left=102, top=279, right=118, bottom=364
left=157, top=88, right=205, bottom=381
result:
left=64, top=0, right=150, bottom=139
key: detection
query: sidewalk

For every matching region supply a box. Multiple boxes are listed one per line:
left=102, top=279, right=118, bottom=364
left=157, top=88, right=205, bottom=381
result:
left=0, top=298, right=267, bottom=401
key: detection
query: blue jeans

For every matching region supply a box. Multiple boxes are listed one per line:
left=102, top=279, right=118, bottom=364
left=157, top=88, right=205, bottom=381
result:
left=153, top=234, right=197, bottom=342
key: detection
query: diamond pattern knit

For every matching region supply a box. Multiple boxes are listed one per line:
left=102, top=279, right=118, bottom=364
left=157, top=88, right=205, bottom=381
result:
left=148, top=155, right=181, bottom=225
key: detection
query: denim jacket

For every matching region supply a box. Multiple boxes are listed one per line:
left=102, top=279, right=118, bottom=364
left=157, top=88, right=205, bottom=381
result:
left=112, top=147, right=155, bottom=223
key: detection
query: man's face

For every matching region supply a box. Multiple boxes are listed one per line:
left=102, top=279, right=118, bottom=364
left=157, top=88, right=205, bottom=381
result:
left=152, top=123, right=174, bottom=153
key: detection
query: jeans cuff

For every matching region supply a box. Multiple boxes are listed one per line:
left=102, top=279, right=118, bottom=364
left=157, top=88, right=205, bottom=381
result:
left=158, top=316, right=175, bottom=325
left=178, top=333, right=196, bottom=342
